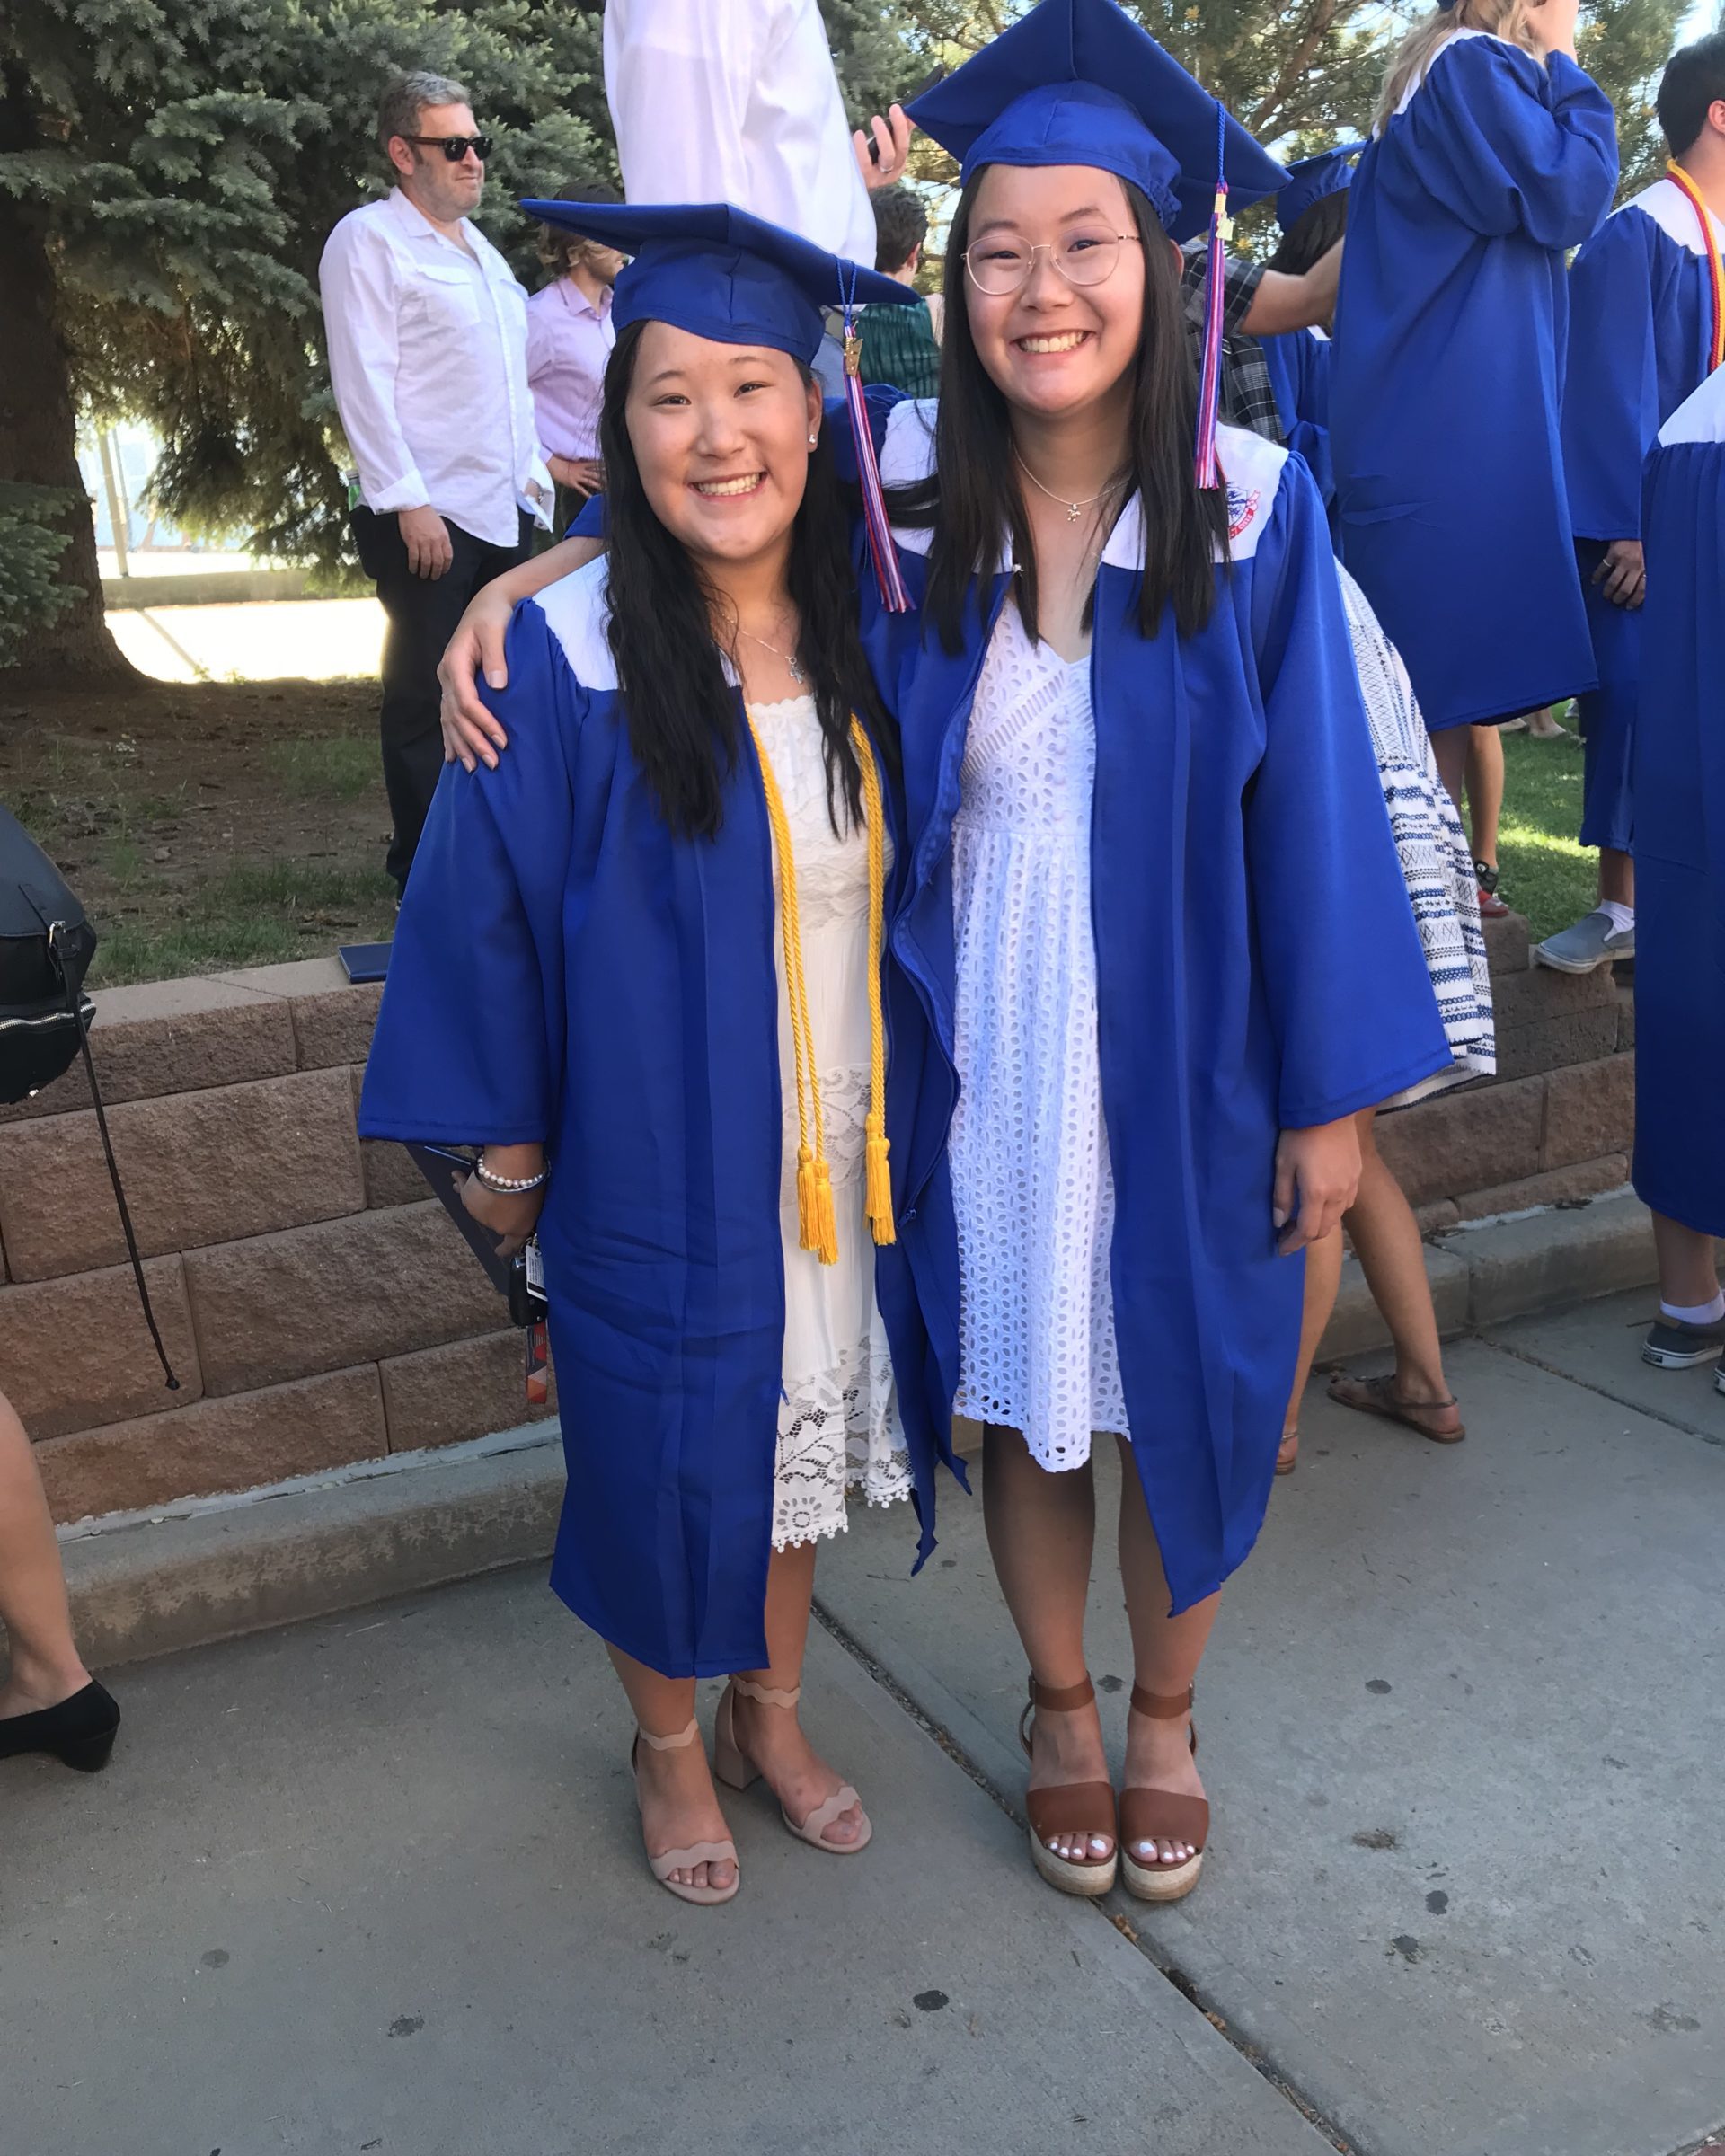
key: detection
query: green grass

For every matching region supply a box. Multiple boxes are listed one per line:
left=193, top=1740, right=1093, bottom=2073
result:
left=88, top=862, right=397, bottom=987
left=1495, top=725, right=1596, bottom=944
left=263, top=736, right=378, bottom=801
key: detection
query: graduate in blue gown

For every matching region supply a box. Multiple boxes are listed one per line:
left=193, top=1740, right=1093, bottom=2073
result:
left=1331, top=0, right=1617, bottom=835
left=849, top=0, right=1450, bottom=1906
left=1630, top=366, right=1725, bottom=1373
left=1260, top=145, right=1361, bottom=543
left=360, top=205, right=960, bottom=1905
left=435, top=0, right=1452, bottom=1910
left=1540, top=33, right=1725, bottom=977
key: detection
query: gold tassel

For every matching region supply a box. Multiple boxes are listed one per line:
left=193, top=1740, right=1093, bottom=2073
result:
left=865, top=1110, right=895, bottom=1247
left=852, top=719, right=897, bottom=1247
left=796, top=1142, right=820, bottom=1256
left=813, top=1158, right=840, bottom=1267
left=751, top=710, right=897, bottom=1267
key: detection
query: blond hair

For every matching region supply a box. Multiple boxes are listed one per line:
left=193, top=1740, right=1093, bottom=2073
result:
left=1372, top=1, right=1541, bottom=135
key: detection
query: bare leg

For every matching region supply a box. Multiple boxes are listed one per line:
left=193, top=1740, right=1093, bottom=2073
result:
left=606, top=1647, right=736, bottom=1895
left=1465, top=724, right=1505, bottom=871
left=730, top=1536, right=866, bottom=1846
left=1330, top=1109, right=1463, bottom=1439
left=1651, top=1212, right=1721, bottom=1309
left=0, top=1390, right=92, bottom=1720
left=982, top=1423, right=1112, bottom=1865
left=1598, top=847, right=1634, bottom=908
left=1281, top=1226, right=1345, bottom=1469
left=1432, top=727, right=1470, bottom=826
left=1117, top=1439, right=1216, bottom=1867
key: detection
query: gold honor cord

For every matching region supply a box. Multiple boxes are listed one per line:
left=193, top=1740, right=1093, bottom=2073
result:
left=748, top=711, right=897, bottom=1267
left=1667, top=161, right=1725, bottom=376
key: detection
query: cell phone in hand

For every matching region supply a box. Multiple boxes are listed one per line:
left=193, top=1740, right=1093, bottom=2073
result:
left=866, top=66, right=945, bottom=160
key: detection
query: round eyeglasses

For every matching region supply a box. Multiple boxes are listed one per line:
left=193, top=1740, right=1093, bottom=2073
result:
left=963, top=228, right=1142, bottom=297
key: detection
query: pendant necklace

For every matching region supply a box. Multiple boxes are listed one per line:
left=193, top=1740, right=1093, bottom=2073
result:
left=1014, top=447, right=1120, bottom=526
left=739, top=627, right=805, bottom=685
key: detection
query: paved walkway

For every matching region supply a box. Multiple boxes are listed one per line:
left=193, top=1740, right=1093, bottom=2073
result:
left=5, top=1287, right=1722, bottom=2156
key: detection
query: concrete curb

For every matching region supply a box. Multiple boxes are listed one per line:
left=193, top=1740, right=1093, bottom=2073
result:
left=59, top=1190, right=1658, bottom=1671
left=64, top=1440, right=563, bottom=1670
left=1316, top=1184, right=1653, bottom=1362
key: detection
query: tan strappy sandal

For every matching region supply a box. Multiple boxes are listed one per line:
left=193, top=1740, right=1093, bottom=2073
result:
left=631, top=1719, right=740, bottom=1906
left=713, top=1677, right=872, bottom=1854
left=1020, top=1674, right=1119, bottom=1898
left=1118, top=1683, right=1208, bottom=1904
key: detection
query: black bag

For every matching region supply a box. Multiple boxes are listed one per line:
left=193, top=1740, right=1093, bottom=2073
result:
left=0, top=803, right=178, bottom=1390
left=0, top=802, right=98, bottom=1104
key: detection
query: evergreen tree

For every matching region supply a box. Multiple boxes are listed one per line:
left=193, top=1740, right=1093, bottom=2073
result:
left=1, top=0, right=615, bottom=679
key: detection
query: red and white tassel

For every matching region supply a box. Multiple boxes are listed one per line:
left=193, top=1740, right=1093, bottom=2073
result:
left=839, top=268, right=912, bottom=613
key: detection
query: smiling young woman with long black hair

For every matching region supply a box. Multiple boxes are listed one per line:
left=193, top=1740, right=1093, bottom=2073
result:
left=360, top=204, right=962, bottom=1908
left=435, top=0, right=1455, bottom=1912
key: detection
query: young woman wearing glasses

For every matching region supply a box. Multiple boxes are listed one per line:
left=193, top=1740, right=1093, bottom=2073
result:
left=438, top=0, right=1452, bottom=1910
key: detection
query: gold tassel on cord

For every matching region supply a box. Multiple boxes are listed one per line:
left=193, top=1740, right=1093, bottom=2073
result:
left=853, top=717, right=896, bottom=1247
left=748, top=711, right=898, bottom=1264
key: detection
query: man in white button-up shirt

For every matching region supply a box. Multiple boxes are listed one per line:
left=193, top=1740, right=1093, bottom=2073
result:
left=603, top=1, right=911, bottom=390
left=320, top=71, right=553, bottom=892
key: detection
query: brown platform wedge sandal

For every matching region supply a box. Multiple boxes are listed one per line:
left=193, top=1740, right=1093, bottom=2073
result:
left=713, top=1677, right=872, bottom=1854
left=1118, top=1683, right=1208, bottom=1904
left=1020, top=1674, right=1119, bottom=1898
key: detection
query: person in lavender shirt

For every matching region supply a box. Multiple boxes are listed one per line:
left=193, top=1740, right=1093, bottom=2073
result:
left=526, top=194, right=626, bottom=531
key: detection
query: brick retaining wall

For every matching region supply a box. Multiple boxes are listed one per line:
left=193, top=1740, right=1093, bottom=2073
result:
left=0, top=918, right=1635, bottom=1526
left=0, top=959, right=553, bottom=1523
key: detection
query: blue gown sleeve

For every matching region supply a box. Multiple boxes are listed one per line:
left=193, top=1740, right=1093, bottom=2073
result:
left=1561, top=215, right=1660, bottom=541
left=1245, top=458, right=1452, bottom=1126
left=358, top=603, right=578, bottom=1145
left=569, top=493, right=606, bottom=541
left=1400, top=41, right=1617, bottom=251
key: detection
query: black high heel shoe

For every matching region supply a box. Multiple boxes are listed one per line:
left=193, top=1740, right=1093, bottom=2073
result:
left=0, top=1680, right=121, bottom=1772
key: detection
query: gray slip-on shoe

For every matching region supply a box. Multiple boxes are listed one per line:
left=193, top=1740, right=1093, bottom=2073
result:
left=1643, top=1316, right=1725, bottom=1370
left=1535, top=907, right=1635, bottom=974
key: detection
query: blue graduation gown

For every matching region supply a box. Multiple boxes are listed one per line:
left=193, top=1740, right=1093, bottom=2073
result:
left=1632, top=373, right=1725, bottom=1236
left=866, top=399, right=1454, bottom=1615
left=1261, top=328, right=1337, bottom=543
left=1561, top=180, right=1720, bottom=853
left=358, top=563, right=963, bottom=1677
left=1331, top=34, right=1618, bottom=731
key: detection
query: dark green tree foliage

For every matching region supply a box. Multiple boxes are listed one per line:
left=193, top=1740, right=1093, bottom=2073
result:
left=1, top=0, right=615, bottom=675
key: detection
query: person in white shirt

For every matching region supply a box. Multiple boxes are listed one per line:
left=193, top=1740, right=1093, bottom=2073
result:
left=320, top=71, right=553, bottom=893
left=602, top=0, right=911, bottom=389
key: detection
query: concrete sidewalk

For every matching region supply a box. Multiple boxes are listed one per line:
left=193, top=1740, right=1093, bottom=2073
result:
left=5, top=1288, right=1723, bottom=2156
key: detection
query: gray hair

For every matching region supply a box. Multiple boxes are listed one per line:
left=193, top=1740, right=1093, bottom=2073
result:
left=376, top=71, right=472, bottom=155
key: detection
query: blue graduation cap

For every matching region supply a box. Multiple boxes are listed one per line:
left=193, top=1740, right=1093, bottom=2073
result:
left=1277, top=144, right=1365, bottom=234
left=520, top=199, right=916, bottom=367
left=906, top=0, right=1285, bottom=246
left=520, top=199, right=921, bottom=610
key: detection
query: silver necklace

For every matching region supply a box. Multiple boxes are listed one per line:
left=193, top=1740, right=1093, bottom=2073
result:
left=739, top=627, right=805, bottom=685
left=1014, top=448, right=1120, bottom=526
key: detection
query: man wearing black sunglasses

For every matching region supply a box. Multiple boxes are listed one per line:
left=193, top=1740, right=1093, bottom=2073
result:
left=321, top=71, right=553, bottom=893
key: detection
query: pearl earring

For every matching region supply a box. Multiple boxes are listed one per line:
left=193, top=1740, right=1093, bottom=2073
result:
left=808, top=432, right=818, bottom=446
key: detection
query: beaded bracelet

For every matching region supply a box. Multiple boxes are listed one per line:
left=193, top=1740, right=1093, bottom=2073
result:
left=473, top=1156, right=549, bottom=1195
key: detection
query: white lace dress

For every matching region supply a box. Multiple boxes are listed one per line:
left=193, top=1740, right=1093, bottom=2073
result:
left=756, top=695, right=914, bottom=1546
left=949, top=605, right=1128, bottom=1471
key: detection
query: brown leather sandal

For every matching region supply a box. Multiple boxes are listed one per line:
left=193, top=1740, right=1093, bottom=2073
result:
left=1328, top=1370, right=1464, bottom=1445
left=1020, top=1674, right=1118, bottom=1898
left=1118, top=1683, right=1208, bottom=1904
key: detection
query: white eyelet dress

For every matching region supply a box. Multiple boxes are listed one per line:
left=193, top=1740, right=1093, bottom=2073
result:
left=948, top=605, right=1128, bottom=1471
left=756, top=695, right=914, bottom=1547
